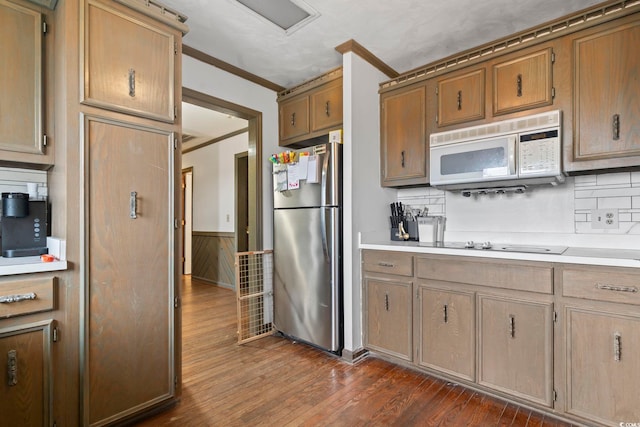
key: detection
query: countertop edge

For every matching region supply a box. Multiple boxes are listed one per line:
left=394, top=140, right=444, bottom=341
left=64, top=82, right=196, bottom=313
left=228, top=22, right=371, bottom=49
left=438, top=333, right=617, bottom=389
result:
left=359, top=242, right=640, bottom=268
left=0, top=261, right=68, bottom=277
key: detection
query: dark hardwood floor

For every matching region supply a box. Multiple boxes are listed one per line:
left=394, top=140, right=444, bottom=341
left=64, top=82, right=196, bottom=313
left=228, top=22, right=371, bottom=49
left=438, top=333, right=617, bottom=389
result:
left=136, top=276, right=575, bottom=427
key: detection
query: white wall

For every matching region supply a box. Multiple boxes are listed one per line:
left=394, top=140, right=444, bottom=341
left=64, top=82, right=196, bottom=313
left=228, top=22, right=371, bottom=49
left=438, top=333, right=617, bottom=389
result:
left=182, top=132, right=248, bottom=232
left=342, top=52, right=397, bottom=353
left=182, top=55, right=279, bottom=247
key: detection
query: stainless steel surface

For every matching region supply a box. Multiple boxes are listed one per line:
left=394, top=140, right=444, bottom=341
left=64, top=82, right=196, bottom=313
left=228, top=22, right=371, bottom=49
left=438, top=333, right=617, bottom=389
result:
left=273, top=142, right=342, bottom=353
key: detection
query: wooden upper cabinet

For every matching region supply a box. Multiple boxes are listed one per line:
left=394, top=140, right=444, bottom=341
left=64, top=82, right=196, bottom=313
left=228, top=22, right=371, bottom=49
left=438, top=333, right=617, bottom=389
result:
left=311, top=80, right=342, bottom=132
left=0, top=0, right=43, bottom=156
left=437, top=68, right=485, bottom=127
left=572, top=19, right=640, bottom=162
left=380, top=84, right=428, bottom=187
left=279, top=96, right=309, bottom=141
left=493, top=48, right=554, bottom=116
left=82, top=0, right=176, bottom=122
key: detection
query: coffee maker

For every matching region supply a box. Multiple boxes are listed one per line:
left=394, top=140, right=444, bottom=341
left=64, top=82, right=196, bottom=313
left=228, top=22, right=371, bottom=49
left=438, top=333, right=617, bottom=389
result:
left=1, top=192, right=49, bottom=257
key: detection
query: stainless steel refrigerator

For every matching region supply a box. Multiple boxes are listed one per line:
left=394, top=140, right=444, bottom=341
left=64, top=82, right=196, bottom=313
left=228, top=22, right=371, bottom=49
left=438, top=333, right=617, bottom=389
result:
left=272, top=141, right=343, bottom=354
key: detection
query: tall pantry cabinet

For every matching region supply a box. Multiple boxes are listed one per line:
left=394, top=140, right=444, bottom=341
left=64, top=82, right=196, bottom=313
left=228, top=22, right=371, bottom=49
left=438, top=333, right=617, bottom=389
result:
left=52, top=0, right=187, bottom=424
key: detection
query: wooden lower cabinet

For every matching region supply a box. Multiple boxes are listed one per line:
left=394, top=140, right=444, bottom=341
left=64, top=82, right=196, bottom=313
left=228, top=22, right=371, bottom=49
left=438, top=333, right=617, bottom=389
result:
left=0, top=320, right=53, bottom=427
left=478, top=294, right=554, bottom=407
left=364, top=275, right=413, bottom=361
left=565, top=307, right=640, bottom=425
left=84, top=115, right=176, bottom=426
left=417, top=283, right=474, bottom=381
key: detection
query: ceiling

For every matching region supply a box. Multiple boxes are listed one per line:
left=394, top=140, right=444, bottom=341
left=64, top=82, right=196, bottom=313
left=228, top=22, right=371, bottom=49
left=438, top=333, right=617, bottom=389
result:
left=182, top=102, right=248, bottom=151
left=163, top=0, right=604, bottom=89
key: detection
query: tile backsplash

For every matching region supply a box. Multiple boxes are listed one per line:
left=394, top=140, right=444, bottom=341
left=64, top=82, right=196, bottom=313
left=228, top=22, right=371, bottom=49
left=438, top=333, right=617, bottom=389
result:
left=397, top=171, right=640, bottom=236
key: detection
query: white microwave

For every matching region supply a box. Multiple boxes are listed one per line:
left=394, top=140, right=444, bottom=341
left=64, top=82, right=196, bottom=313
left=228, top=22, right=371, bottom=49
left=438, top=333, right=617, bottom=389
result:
left=429, top=110, right=565, bottom=191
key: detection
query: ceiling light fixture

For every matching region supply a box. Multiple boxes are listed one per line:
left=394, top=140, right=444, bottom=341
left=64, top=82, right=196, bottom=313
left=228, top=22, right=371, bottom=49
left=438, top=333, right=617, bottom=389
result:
left=234, top=0, right=320, bottom=35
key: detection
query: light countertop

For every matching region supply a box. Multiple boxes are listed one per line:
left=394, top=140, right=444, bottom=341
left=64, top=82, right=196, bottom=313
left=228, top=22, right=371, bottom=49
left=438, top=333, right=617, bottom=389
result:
left=360, top=239, right=640, bottom=268
left=0, top=256, right=68, bottom=276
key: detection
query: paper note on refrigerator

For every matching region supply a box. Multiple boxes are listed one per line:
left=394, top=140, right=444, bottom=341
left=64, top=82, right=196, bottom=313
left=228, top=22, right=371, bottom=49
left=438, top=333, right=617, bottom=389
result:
left=298, top=154, right=309, bottom=179
left=287, top=163, right=300, bottom=190
left=306, top=155, right=319, bottom=183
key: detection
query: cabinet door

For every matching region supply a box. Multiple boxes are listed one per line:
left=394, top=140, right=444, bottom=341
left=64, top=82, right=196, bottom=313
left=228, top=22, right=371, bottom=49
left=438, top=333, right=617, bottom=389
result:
left=0, top=321, right=53, bottom=427
left=0, top=0, right=43, bottom=155
left=380, top=84, right=427, bottom=186
left=85, top=116, right=175, bottom=425
left=279, top=96, right=309, bottom=142
left=437, top=68, right=485, bottom=127
left=364, top=276, right=412, bottom=361
left=83, top=0, right=176, bottom=122
left=493, top=48, right=553, bottom=116
left=478, top=295, right=553, bottom=406
left=418, top=284, right=475, bottom=381
left=573, top=21, right=640, bottom=161
left=565, top=307, right=640, bottom=425
left=311, top=80, right=342, bottom=132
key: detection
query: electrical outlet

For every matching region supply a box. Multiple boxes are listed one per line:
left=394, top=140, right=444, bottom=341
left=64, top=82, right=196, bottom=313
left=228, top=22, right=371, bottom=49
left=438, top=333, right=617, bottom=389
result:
left=591, top=209, right=619, bottom=229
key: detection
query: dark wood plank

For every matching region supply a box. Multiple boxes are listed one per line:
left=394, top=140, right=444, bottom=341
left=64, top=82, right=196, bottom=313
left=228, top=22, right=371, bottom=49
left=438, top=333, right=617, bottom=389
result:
left=135, top=276, right=559, bottom=426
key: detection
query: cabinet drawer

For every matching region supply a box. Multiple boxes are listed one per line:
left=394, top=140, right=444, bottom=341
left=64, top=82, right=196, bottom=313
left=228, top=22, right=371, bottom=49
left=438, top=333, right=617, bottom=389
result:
left=562, top=267, right=640, bottom=306
left=0, top=277, right=55, bottom=318
left=416, top=257, right=553, bottom=294
left=362, top=251, right=413, bottom=276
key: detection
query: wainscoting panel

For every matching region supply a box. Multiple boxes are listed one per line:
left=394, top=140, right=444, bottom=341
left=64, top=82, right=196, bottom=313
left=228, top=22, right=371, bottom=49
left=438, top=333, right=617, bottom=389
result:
left=192, top=231, right=236, bottom=289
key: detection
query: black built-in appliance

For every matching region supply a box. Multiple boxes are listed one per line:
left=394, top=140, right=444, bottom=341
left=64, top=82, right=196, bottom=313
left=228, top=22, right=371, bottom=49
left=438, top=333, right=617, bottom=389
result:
left=1, top=192, right=49, bottom=257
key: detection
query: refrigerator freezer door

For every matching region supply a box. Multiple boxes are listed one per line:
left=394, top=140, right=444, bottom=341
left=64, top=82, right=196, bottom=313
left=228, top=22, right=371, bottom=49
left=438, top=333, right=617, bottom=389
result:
left=272, top=142, right=342, bottom=209
left=273, top=207, right=342, bottom=352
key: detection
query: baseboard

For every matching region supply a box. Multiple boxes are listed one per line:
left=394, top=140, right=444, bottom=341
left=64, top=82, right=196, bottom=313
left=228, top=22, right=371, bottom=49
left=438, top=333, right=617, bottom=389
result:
left=341, top=347, right=369, bottom=364
left=192, top=275, right=234, bottom=290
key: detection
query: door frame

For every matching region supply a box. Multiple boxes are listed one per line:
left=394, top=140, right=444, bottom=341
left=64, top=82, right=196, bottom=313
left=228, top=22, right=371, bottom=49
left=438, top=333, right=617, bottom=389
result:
left=182, top=88, right=263, bottom=251
left=181, top=167, right=193, bottom=274
left=234, top=152, right=249, bottom=253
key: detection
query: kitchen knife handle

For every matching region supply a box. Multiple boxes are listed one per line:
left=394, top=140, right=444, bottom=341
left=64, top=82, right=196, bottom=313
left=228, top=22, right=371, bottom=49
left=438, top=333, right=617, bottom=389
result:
left=130, top=191, right=138, bottom=219
left=516, top=74, right=523, bottom=97
left=612, top=114, right=620, bottom=140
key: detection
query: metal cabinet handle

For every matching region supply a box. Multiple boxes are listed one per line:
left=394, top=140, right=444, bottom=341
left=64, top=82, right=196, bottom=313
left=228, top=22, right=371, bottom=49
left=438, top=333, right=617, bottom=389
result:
left=457, top=90, right=462, bottom=110
left=443, top=304, right=448, bottom=323
left=612, top=114, right=620, bottom=140
left=7, top=350, right=17, bottom=386
left=377, top=262, right=395, bottom=268
left=290, top=112, right=296, bottom=127
left=614, top=332, right=621, bottom=362
left=325, top=101, right=330, bottom=117
left=516, top=74, right=523, bottom=97
left=596, top=283, right=638, bottom=293
left=128, top=68, right=136, bottom=97
left=401, top=150, right=405, bottom=168
left=509, top=315, right=515, bottom=338
left=130, top=191, right=138, bottom=219
left=384, top=293, right=389, bottom=311
left=0, top=293, right=37, bottom=304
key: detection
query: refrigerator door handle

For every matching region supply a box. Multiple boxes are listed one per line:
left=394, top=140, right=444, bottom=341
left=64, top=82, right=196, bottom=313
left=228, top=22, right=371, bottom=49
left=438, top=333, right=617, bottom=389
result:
left=320, top=208, right=330, bottom=263
left=320, top=150, right=330, bottom=206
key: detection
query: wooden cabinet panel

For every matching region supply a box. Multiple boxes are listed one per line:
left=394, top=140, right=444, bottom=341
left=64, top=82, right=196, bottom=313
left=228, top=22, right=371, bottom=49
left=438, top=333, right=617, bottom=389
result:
left=0, top=277, right=55, bottom=319
left=83, top=0, right=176, bottom=122
left=418, top=284, right=475, bottom=381
left=0, top=320, right=53, bottom=427
left=565, top=307, right=640, bottom=424
left=311, top=80, right=342, bottom=132
left=573, top=20, right=640, bottom=162
left=437, top=68, right=485, bottom=127
left=493, top=48, right=553, bottom=116
left=380, top=84, right=428, bottom=186
left=279, top=96, right=309, bottom=141
left=364, top=276, right=413, bottom=361
left=478, top=294, right=553, bottom=406
left=85, top=115, right=174, bottom=425
left=0, top=0, right=43, bottom=156
left=562, top=267, right=640, bottom=306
